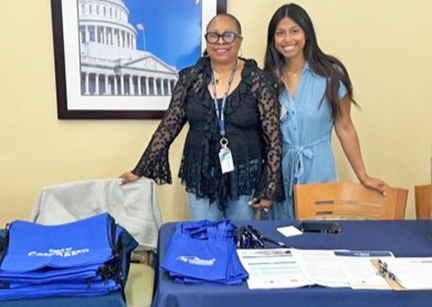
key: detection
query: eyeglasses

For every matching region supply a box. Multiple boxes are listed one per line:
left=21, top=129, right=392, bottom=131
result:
left=204, top=31, right=241, bottom=44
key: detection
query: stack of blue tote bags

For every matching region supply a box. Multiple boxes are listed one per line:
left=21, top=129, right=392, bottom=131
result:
left=161, top=220, right=248, bottom=285
left=0, top=213, right=134, bottom=301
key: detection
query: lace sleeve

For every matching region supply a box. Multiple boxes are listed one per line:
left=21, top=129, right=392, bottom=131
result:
left=251, top=70, right=285, bottom=201
left=131, top=71, right=189, bottom=184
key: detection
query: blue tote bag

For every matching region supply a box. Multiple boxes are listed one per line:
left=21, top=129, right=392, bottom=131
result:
left=0, top=213, right=131, bottom=300
left=1, top=214, right=115, bottom=272
left=162, top=220, right=248, bottom=284
left=0, top=264, right=102, bottom=284
left=0, top=279, right=119, bottom=300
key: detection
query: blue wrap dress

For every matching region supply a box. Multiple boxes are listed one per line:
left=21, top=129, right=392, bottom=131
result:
left=264, top=62, right=347, bottom=220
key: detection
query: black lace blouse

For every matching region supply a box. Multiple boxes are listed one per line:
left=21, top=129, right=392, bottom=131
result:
left=132, top=57, right=285, bottom=205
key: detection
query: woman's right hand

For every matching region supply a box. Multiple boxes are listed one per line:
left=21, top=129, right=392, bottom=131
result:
left=248, top=197, right=272, bottom=212
left=119, top=171, right=140, bottom=185
left=360, top=175, right=387, bottom=195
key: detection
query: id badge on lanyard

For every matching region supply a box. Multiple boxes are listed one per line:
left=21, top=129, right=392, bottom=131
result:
left=211, top=60, right=238, bottom=174
left=219, top=138, right=234, bottom=174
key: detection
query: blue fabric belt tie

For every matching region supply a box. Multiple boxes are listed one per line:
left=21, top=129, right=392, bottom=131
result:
left=284, top=135, right=330, bottom=196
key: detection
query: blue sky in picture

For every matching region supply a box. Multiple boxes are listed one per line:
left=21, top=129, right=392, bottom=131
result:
left=123, top=0, right=202, bottom=70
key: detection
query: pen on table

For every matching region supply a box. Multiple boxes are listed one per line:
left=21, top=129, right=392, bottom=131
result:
left=246, top=225, right=266, bottom=248
left=262, top=237, right=289, bottom=248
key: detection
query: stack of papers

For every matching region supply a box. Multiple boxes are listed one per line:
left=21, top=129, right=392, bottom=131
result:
left=335, top=251, right=393, bottom=290
left=376, top=258, right=432, bottom=290
left=237, top=248, right=395, bottom=290
left=236, top=249, right=310, bottom=289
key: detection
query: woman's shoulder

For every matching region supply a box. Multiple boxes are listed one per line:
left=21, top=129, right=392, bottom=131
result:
left=178, top=56, right=211, bottom=77
left=241, top=58, right=279, bottom=92
left=241, top=58, right=273, bottom=76
left=242, top=58, right=267, bottom=76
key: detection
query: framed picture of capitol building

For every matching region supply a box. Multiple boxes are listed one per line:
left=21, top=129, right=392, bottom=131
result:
left=51, top=0, right=227, bottom=119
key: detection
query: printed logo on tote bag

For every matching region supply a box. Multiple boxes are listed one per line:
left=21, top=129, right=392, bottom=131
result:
left=176, top=256, right=216, bottom=266
left=28, top=247, right=90, bottom=257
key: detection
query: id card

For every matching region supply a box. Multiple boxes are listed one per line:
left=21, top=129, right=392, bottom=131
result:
left=219, top=147, right=235, bottom=173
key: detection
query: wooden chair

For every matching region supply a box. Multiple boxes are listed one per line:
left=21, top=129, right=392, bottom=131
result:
left=414, top=184, right=431, bottom=219
left=294, top=182, right=408, bottom=220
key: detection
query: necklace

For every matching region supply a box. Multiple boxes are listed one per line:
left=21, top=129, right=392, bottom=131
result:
left=213, top=61, right=239, bottom=85
left=214, top=72, right=231, bottom=84
left=284, top=61, right=305, bottom=80
left=287, top=68, right=303, bottom=78
left=283, top=68, right=303, bottom=85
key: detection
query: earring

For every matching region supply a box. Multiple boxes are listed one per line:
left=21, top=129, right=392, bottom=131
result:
left=238, top=48, right=243, bottom=58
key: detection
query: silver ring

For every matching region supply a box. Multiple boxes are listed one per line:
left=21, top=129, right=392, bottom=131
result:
left=220, top=137, right=228, bottom=147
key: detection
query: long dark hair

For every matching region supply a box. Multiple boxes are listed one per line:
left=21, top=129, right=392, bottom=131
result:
left=264, top=3, right=357, bottom=118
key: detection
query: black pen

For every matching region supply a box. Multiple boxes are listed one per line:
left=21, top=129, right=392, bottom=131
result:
left=262, top=237, right=289, bottom=248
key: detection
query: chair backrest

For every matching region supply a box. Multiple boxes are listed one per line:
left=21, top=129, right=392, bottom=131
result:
left=414, top=184, right=432, bottom=219
left=294, top=182, right=408, bottom=220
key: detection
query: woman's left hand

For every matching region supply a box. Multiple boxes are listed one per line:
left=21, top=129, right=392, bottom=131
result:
left=360, top=175, right=387, bottom=195
left=248, top=198, right=272, bottom=211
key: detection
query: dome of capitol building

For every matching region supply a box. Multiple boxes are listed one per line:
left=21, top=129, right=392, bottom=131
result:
left=78, top=0, right=178, bottom=96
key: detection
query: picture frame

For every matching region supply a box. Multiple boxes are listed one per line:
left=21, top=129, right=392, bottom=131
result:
left=51, top=0, right=227, bottom=119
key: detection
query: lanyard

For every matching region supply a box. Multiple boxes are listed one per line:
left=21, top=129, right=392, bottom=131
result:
left=211, top=60, right=238, bottom=138
left=234, top=225, right=290, bottom=249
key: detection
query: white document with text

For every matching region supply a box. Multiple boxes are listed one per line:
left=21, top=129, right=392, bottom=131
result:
left=237, top=249, right=312, bottom=289
left=291, top=249, right=350, bottom=288
left=336, top=250, right=394, bottom=290
left=385, top=257, right=432, bottom=290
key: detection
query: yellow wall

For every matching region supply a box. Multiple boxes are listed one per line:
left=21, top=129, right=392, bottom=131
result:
left=0, top=0, right=431, bottom=225
left=230, top=0, right=432, bottom=219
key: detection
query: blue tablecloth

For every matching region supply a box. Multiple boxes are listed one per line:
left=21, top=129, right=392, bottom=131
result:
left=152, top=220, right=432, bottom=307
left=0, top=226, right=137, bottom=307
left=0, top=292, right=125, bottom=307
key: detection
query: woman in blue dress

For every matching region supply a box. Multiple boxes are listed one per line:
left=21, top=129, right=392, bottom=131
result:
left=263, top=3, right=385, bottom=220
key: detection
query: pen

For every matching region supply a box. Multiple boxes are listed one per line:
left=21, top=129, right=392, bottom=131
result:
left=245, top=226, right=265, bottom=248
left=262, top=237, right=289, bottom=248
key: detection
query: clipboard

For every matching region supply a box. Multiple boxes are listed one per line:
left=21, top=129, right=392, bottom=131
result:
left=371, top=259, right=405, bottom=291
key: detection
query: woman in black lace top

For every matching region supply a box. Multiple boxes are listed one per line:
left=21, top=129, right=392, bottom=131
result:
left=120, top=14, right=284, bottom=221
